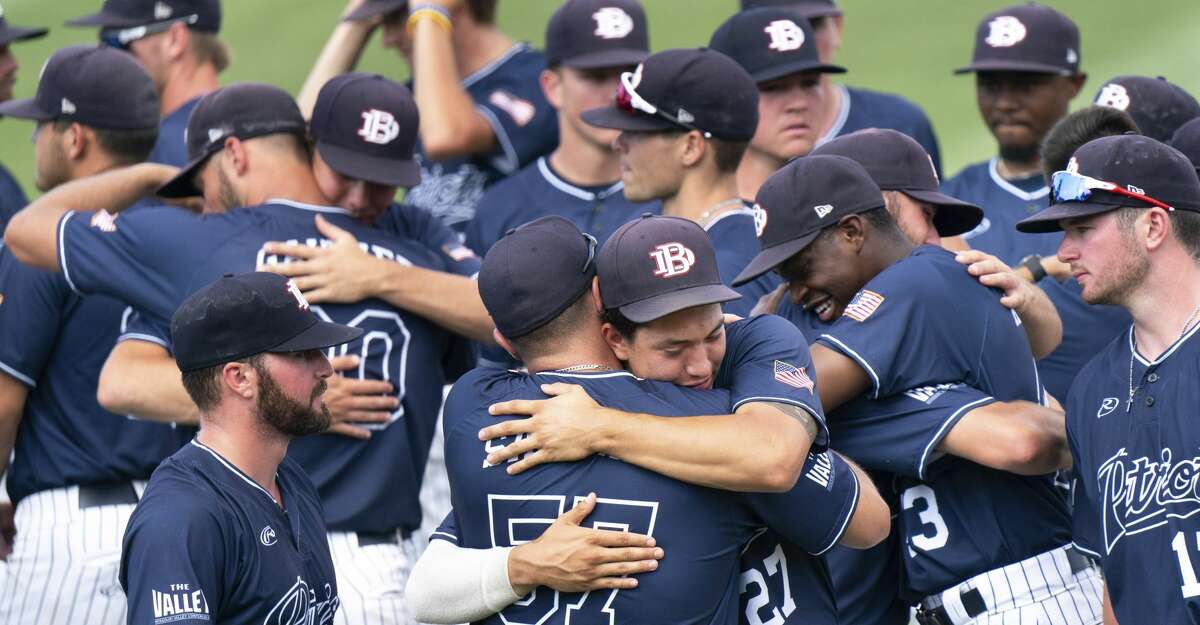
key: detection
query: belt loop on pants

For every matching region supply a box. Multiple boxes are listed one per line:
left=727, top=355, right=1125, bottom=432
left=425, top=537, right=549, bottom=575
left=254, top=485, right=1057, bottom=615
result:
left=77, top=481, right=140, bottom=509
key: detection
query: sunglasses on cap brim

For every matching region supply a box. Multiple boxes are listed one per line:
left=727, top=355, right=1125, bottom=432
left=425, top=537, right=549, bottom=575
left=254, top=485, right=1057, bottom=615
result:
left=100, top=15, right=198, bottom=50
left=1051, top=169, right=1175, bottom=211
left=616, top=71, right=712, bottom=139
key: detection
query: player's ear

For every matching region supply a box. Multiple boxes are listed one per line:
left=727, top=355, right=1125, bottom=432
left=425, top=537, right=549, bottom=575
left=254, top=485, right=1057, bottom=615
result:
left=224, top=137, right=251, bottom=177
left=164, top=21, right=191, bottom=62
left=838, top=214, right=867, bottom=249
left=590, top=277, right=604, bottom=313
left=1143, top=207, right=1172, bottom=251
left=221, top=360, right=257, bottom=401
left=600, top=322, right=631, bottom=361
left=539, top=68, right=563, bottom=110
left=62, top=122, right=89, bottom=161
left=493, top=329, right=520, bottom=360
left=679, top=131, right=707, bottom=168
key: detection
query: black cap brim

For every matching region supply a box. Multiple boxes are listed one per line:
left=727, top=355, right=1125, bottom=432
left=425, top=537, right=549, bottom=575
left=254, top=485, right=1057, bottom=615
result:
left=0, top=97, right=54, bottom=121
left=752, top=60, right=846, bottom=83
left=0, top=24, right=49, bottom=45
left=65, top=11, right=154, bottom=28
left=271, top=319, right=364, bottom=353
left=157, top=152, right=213, bottom=198
left=316, top=141, right=421, bottom=188
left=343, top=1, right=407, bottom=22
left=1016, top=200, right=1122, bottom=233
left=903, top=189, right=985, bottom=236
left=732, top=231, right=820, bottom=286
left=619, top=283, right=742, bottom=323
left=563, top=49, right=649, bottom=71
left=954, top=60, right=1074, bottom=76
left=581, top=105, right=677, bottom=132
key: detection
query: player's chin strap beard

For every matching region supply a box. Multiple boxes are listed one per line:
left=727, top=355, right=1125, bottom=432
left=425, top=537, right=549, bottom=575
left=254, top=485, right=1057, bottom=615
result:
left=1127, top=303, right=1200, bottom=413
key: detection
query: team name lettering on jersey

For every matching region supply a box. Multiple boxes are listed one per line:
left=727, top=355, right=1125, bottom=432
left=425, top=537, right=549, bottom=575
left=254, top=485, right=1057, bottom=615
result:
left=1097, top=447, right=1200, bottom=553
left=151, top=584, right=209, bottom=623
left=804, top=451, right=833, bottom=489
left=904, top=382, right=962, bottom=404
left=649, top=242, right=695, bottom=277
left=256, top=238, right=414, bottom=268
left=263, top=577, right=339, bottom=625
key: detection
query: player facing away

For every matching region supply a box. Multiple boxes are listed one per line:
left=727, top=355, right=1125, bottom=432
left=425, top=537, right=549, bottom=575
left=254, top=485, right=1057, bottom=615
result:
left=734, top=154, right=1101, bottom=624
left=1017, top=134, right=1200, bottom=625
left=66, top=0, right=228, bottom=167
left=416, top=216, right=886, bottom=624
left=121, top=272, right=357, bottom=624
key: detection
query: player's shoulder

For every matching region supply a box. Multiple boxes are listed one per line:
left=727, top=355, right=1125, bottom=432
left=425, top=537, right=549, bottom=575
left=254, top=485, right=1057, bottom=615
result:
left=704, top=206, right=756, bottom=239
left=445, top=367, right=534, bottom=415
left=872, top=245, right=955, bottom=289
left=845, top=85, right=931, bottom=122
left=1064, top=328, right=1131, bottom=423
left=133, top=449, right=232, bottom=532
left=728, top=313, right=803, bottom=346
left=477, top=158, right=544, bottom=205
left=467, top=43, right=544, bottom=89
left=942, top=159, right=993, bottom=192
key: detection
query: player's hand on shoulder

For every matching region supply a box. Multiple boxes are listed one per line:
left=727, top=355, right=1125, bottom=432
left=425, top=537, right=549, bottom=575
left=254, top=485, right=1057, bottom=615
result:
left=322, top=355, right=398, bottom=440
left=508, top=493, right=662, bottom=595
left=481, top=383, right=607, bottom=474
left=956, top=250, right=1036, bottom=312
left=751, top=282, right=789, bottom=317
left=260, top=215, right=385, bottom=304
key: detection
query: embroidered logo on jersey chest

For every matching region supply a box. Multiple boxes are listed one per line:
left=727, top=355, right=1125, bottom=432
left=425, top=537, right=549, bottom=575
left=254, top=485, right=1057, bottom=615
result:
left=260, top=525, right=278, bottom=546
left=1097, top=447, right=1200, bottom=554
left=1096, top=397, right=1119, bottom=419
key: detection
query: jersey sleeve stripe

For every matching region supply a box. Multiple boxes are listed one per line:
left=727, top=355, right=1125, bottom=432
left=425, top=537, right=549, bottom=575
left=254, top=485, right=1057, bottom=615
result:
left=57, top=211, right=82, bottom=296
left=117, top=332, right=170, bottom=348
left=730, top=396, right=824, bottom=422
left=429, top=531, right=459, bottom=544
left=812, top=457, right=860, bottom=556
left=476, top=105, right=520, bottom=175
left=0, top=358, right=37, bottom=387
left=917, top=395, right=997, bottom=480
left=816, top=334, right=882, bottom=398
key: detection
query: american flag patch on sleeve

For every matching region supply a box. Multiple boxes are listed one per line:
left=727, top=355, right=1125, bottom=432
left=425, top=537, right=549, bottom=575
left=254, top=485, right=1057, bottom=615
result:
left=774, top=360, right=814, bottom=392
left=842, top=290, right=884, bottom=322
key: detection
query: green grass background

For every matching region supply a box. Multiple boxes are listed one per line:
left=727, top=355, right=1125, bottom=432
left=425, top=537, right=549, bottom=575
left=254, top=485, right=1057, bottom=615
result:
left=2, top=0, right=1198, bottom=196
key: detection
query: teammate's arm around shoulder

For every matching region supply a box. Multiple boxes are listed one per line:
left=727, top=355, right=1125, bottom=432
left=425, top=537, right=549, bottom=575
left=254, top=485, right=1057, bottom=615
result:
left=938, top=399, right=1070, bottom=475
left=809, top=343, right=873, bottom=413
left=839, top=453, right=891, bottom=549
left=956, top=249, right=1063, bottom=358
left=98, top=340, right=202, bottom=425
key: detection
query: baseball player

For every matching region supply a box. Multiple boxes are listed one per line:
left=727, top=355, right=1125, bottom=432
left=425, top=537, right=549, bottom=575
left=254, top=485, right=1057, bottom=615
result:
left=0, top=3, right=46, bottom=233
left=466, top=0, right=656, bottom=255
left=741, top=0, right=943, bottom=173
left=581, top=47, right=779, bottom=316
left=414, top=216, right=885, bottom=624
left=1041, top=106, right=1139, bottom=184
left=304, top=0, right=558, bottom=231
left=710, top=8, right=843, bottom=200
left=1174, top=117, right=1200, bottom=170
left=4, top=83, right=477, bottom=625
left=0, top=46, right=175, bottom=625
left=1092, top=75, right=1200, bottom=142
left=121, top=271, right=358, bottom=625
left=734, top=154, right=1100, bottom=623
left=942, top=3, right=1137, bottom=403
left=66, top=0, right=227, bottom=167
left=1016, top=134, right=1200, bottom=625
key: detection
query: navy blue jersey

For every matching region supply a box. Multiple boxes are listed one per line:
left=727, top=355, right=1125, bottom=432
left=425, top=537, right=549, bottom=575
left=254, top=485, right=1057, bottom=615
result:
left=816, top=245, right=1070, bottom=598
left=147, top=97, right=200, bottom=167
left=441, top=368, right=860, bottom=625
left=821, top=85, right=942, bottom=176
left=1067, top=324, right=1200, bottom=624
left=121, top=440, right=339, bottom=625
left=57, top=200, right=475, bottom=533
left=405, top=45, right=558, bottom=231
left=375, top=201, right=481, bottom=276
left=0, top=161, right=28, bottom=235
left=466, top=156, right=656, bottom=254
left=705, top=207, right=783, bottom=318
left=941, top=158, right=1133, bottom=400
left=824, top=483, right=909, bottom=625
left=0, top=248, right=182, bottom=503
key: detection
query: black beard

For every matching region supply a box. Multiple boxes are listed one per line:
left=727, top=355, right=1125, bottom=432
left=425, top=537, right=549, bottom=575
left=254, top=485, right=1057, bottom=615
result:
left=252, top=361, right=330, bottom=437
left=998, top=142, right=1042, bottom=167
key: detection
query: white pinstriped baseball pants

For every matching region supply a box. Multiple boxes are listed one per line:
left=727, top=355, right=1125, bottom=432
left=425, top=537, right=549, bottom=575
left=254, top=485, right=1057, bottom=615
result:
left=0, top=483, right=146, bottom=625
left=328, top=530, right=426, bottom=625
left=927, top=546, right=1105, bottom=625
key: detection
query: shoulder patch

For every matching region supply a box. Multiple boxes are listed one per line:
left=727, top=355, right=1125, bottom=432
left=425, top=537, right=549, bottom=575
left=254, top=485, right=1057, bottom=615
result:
left=488, top=90, right=535, bottom=127
left=773, top=360, right=814, bottom=393
left=90, top=209, right=119, bottom=232
left=842, top=290, right=885, bottom=322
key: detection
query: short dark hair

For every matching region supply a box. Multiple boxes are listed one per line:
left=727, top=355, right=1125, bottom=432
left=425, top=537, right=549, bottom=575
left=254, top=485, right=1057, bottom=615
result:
left=466, top=0, right=498, bottom=24
left=191, top=32, right=231, bottom=73
left=1116, top=206, right=1200, bottom=260
left=711, top=138, right=750, bottom=173
left=1041, top=106, right=1139, bottom=181
left=509, top=292, right=594, bottom=360
left=54, top=119, right=158, bottom=165
left=600, top=305, right=640, bottom=340
left=180, top=354, right=265, bottom=411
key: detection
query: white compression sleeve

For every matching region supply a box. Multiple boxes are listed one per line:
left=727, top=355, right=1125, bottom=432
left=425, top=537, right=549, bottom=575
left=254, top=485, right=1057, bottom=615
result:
left=405, top=540, right=524, bottom=623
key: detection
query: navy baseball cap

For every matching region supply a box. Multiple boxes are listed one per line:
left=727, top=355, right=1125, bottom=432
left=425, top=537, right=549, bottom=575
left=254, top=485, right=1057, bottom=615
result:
left=66, top=0, right=220, bottom=32
left=1171, top=118, right=1200, bottom=173
left=0, top=45, right=159, bottom=130
left=582, top=48, right=759, bottom=141
left=954, top=3, right=1081, bottom=76
left=710, top=8, right=844, bottom=83
left=733, top=154, right=884, bottom=286
left=479, top=216, right=599, bottom=340
left=1017, top=134, right=1200, bottom=233
left=0, top=5, right=48, bottom=46
left=311, top=73, right=421, bottom=188
left=812, top=128, right=983, bottom=236
left=1093, top=76, right=1200, bottom=143
left=344, top=0, right=406, bottom=22
left=158, top=82, right=308, bottom=198
left=598, top=214, right=739, bottom=322
left=171, top=272, right=362, bottom=372
left=740, top=0, right=842, bottom=19
left=545, top=0, right=649, bottom=70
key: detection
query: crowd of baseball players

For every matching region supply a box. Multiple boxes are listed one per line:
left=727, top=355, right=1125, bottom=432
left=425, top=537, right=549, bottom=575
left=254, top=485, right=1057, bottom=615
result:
left=1, top=0, right=1198, bottom=623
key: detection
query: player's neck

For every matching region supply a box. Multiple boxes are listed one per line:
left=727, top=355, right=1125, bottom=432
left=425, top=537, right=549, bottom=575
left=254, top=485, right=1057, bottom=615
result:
left=196, top=418, right=288, bottom=506
left=662, top=171, right=742, bottom=224
left=241, top=163, right=331, bottom=208
left=523, top=340, right=623, bottom=375
left=817, top=75, right=843, bottom=139
left=995, top=155, right=1043, bottom=181
left=548, top=137, right=621, bottom=188
left=1127, top=256, right=1200, bottom=360
left=736, top=149, right=787, bottom=202
left=454, top=24, right=515, bottom=79
left=161, top=62, right=219, bottom=117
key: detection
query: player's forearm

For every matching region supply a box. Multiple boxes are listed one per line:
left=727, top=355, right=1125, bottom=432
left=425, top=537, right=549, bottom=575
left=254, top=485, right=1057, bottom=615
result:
left=592, top=407, right=810, bottom=492
left=839, top=454, right=891, bottom=549
left=411, top=18, right=496, bottom=159
left=1103, top=583, right=1119, bottom=625
left=374, top=262, right=496, bottom=344
left=4, top=163, right=176, bottom=270
left=939, top=400, right=1068, bottom=475
left=1014, top=282, right=1063, bottom=359
left=297, top=18, right=374, bottom=118
left=406, top=540, right=521, bottom=623
left=97, top=342, right=201, bottom=425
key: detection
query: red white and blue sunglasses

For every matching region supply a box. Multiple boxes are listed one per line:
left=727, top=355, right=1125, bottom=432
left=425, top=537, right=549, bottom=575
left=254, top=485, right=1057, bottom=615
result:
left=616, top=70, right=712, bottom=139
left=1051, top=169, right=1175, bottom=211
